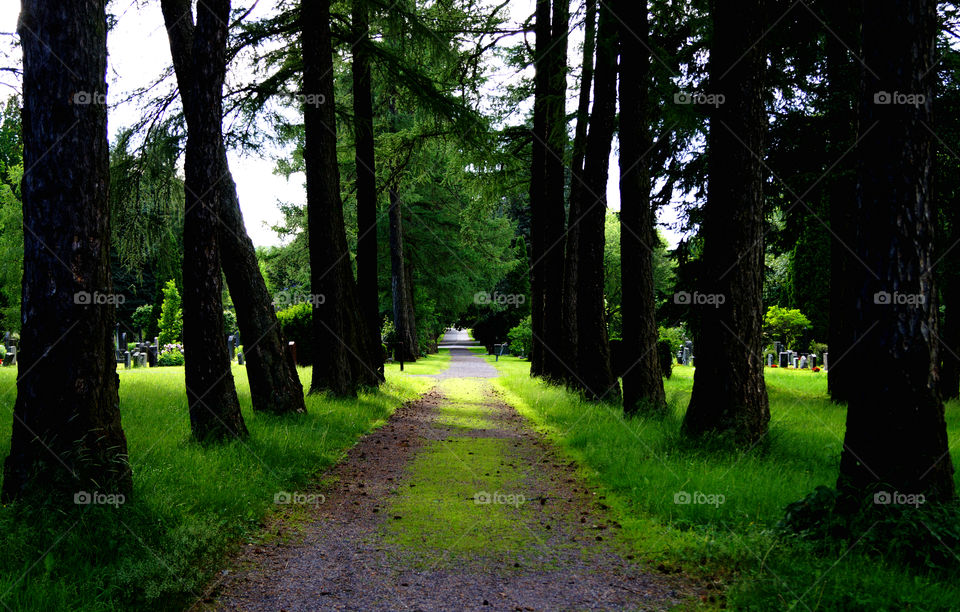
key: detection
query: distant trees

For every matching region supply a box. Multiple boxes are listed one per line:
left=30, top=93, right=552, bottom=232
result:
left=837, top=0, right=954, bottom=506
left=682, top=0, right=770, bottom=444
left=3, top=0, right=132, bottom=501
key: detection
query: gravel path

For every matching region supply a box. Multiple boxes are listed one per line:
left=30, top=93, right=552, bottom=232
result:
left=206, top=350, right=696, bottom=611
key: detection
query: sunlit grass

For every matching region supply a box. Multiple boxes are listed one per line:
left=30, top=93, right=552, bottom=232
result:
left=486, top=355, right=960, bottom=610
left=0, top=364, right=432, bottom=611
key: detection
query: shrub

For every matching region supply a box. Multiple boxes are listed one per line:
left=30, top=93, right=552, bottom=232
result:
left=223, top=309, right=238, bottom=336
left=809, top=340, right=828, bottom=356
left=763, top=305, right=812, bottom=349
left=132, top=304, right=155, bottom=338
left=506, top=315, right=532, bottom=358
left=276, top=302, right=312, bottom=365
left=657, top=325, right=685, bottom=355
left=157, top=349, right=184, bottom=367
left=157, top=280, right=183, bottom=345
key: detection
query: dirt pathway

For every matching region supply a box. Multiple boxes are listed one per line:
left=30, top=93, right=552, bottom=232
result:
left=208, top=350, right=694, bottom=611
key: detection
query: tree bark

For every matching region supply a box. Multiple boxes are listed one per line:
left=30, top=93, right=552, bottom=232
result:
left=162, top=0, right=248, bottom=441
left=528, top=0, right=551, bottom=377
left=825, top=0, right=859, bottom=404
left=837, top=0, right=954, bottom=505
left=560, top=0, right=596, bottom=386
left=682, top=0, right=769, bottom=444
left=619, top=0, right=666, bottom=414
left=2, top=0, right=132, bottom=502
left=162, top=0, right=305, bottom=417
left=538, top=0, right=569, bottom=381
left=218, top=161, right=306, bottom=415
left=353, top=0, right=385, bottom=373
left=571, top=0, right=619, bottom=401
left=388, top=188, right=419, bottom=361
left=302, top=0, right=383, bottom=396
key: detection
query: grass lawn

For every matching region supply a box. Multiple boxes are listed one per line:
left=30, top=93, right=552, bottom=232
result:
left=487, top=355, right=960, bottom=610
left=0, top=355, right=447, bottom=611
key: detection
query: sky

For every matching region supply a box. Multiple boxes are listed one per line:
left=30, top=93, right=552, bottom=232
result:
left=0, top=0, right=686, bottom=248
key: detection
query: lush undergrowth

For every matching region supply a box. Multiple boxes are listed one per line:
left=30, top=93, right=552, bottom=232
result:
left=487, top=356, right=960, bottom=610
left=0, top=352, right=447, bottom=611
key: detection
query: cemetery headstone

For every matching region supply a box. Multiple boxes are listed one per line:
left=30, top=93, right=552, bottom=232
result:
left=779, top=352, right=789, bottom=368
left=237, top=351, right=245, bottom=366
left=124, top=351, right=131, bottom=369
left=799, top=355, right=807, bottom=369
left=810, top=355, right=817, bottom=369
left=767, top=353, right=774, bottom=367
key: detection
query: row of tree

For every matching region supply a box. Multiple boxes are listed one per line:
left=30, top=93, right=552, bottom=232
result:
left=525, top=0, right=955, bottom=510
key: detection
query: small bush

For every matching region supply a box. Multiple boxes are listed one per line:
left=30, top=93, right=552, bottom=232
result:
left=506, top=315, right=532, bottom=358
left=157, top=349, right=184, bottom=367
left=158, top=280, right=183, bottom=345
left=276, top=302, right=312, bottom=365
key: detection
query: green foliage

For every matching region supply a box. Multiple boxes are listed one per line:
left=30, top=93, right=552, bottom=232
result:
left=0, top=162, right=22, bottom=331
left=763, top=305, right=811, bottom=349
left=276, top=303, right=312, bottom=365
left=506, top=315, right=532, bottom=358
left=604, top=216, right=676, bottom=339
left=657, top=325, right=686, bottom=355
left=223, top=309, right=238, bottom=336
left=131, top=304, right=155, bottom=337
left=156, top=348, right=185, bottom=367
left=157, top=280, right=183, bottom=346
left=809, top=340, right=828, bottom=355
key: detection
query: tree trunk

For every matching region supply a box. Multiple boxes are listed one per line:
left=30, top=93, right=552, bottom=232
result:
left=538, top=0, right=569, bottom=382
left=302, top=0, right=383, bottom=395
left=559, top=0, right=596, bottom=386
left=218, top=158, right=306, bottom=415
left=619, top=0, right=666, bottom=414
left=571, top=0, right=619, bottom=401
left=528, top=0, right=551, bottom=377
left=825, top=0, right=859, bottom=404
left=162, top=0, right=306, bottom=417
left=837, top=0, right=954, bottom=505
left=353, top=0, right=385, bottom=372
left=682, top=0, right=769, bottom=444
left=389, top=188, right=419, bottom=361
left=163, top=0, right=248, bottom=441
left=2, top=0, right=132, bottom=502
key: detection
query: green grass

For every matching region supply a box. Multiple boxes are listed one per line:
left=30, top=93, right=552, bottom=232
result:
left=0, top=364, right=433, bottom=611
left=384, top=348, right=452, bottom=376
left=486, top=356, right=960, bottom=610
